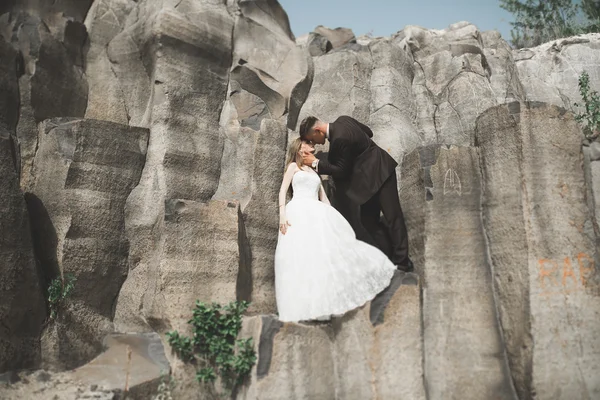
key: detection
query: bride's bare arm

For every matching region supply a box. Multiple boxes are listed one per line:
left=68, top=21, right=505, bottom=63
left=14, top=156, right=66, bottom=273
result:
left=319, top=184, right=330, bottom=206
left=278, top=163, right=298, bottom=234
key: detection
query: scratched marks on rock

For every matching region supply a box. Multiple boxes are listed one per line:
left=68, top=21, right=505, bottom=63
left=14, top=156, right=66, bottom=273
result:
left=443, top=168, right=462, bottom=196
left=538, top=253, right=595, bottom=296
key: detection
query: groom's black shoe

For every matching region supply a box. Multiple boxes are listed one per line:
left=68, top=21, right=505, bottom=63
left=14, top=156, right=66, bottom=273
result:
left=395, top=259, right=414, bottom=273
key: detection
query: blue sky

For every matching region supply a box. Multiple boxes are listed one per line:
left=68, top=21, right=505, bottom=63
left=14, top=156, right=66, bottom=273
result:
left=279, top=0, right=514, bottom=41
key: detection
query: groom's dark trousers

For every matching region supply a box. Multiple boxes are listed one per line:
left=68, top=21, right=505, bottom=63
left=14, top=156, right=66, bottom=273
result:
left=315, top=116, right=411, bottom=267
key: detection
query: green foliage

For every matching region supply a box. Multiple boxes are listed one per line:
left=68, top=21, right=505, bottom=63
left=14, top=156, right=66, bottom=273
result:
left=47, top=274, right=76, bottom=319
left=582, top=0, right=600, bottom=20
left=500, top=0, right=599, bottom=48
left=574, top=71, right=600, bottom=140
left=153, top=374, right=175, bottom=400
left=166, top=300, right=257, bottom=393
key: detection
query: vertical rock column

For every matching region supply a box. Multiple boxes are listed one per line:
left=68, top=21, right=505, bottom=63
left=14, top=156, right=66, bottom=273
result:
left=112, top=1, right=235, bottom=331
left=402, top=145, right=515, bottom=400
left=27, top=118, right=148, bottom=370
left=0, top=132, right=45, bottom=373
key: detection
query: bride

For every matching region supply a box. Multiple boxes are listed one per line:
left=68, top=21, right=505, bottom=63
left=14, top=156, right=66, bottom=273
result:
left=274, top=138, right=396, bottom=322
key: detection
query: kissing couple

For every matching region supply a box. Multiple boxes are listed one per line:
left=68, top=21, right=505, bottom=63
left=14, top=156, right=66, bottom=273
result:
left=274, top=115, right=414, bottom=323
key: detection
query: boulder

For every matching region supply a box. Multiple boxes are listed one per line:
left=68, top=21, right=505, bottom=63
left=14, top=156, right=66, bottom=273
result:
left=313, top=25, right=356, bottom=49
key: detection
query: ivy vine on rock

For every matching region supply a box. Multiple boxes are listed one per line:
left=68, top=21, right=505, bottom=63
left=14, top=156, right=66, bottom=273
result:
left=575, top=70, right=600, bottom=141
left=166, top=300, right=257, bottom=395
left=48, top=274, right=76, bottom=320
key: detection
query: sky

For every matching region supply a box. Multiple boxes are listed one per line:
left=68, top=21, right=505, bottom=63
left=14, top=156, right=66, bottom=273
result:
left=278, top=0, right=514, bottom=41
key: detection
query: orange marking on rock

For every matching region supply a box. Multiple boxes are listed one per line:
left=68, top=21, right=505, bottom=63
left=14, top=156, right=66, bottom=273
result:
left=539, top=259, right=559, bottom=289
left=577, top=253, right=594, bottom=286
left=562, top=257, right=578, bottom=287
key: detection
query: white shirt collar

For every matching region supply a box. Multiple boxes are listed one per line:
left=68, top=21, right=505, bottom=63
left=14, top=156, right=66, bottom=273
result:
left=326, top=123, right=330, bottom=139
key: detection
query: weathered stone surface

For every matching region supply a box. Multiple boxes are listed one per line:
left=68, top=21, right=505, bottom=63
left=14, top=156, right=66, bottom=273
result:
left=115, top=199, right=251, bottom=333
left=313, top=25, right=356, bottom=49
left=519, top=103, right=598, bottom=399
left=83, top=0, right=136, bottom=125
left=212, top=0, right=309, bottom=315
left=113, top=0, right=235, bottom=331
left=2, top=0, right=600, bottom=397
left=238, top=273, right=424, bottom=400
left=368, top=39, right=421, bottom=166
left=116, top=200, right=251, bottom=333
left=4, top=10, right=90, bottom=187
left=587, top=156, right=600, bottom=231
left=0, top=133, right=45, bottom=374
left=476, top=102, right=600, bottom=400
left=402, top=145, right=515, bottom=400
left=515, top=33, right=600, bottom=109
left=297, top=43, right=372, bottom=131
left=589, top=141, right=600, bottom=161
left=307, top=32, right=332, bottom=57
left=240, top=120, right=287, bottom=314
left=481, top=30, right=525, bottom=104
left=231, top=0, right=311, bottom=129
left=398, top=23, right=498, bottom=146
left=0, top=38, right=21, bottom=132
left=213, top=118, right=287, bottom=315
left=240, top=319, right=335, bottom=400
left=72, top=332, right=169, bottom=390
left=27, top=118, right=148, bottom=369
left=475, top=103, right=532, bottom=399
left=0, top=333, right=168, bottom=399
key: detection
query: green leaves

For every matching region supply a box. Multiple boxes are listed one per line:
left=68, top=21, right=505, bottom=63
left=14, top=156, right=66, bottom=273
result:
left=196, top=367, right=217, bottom=383
left=47, top=274, right=76, bottom=319
left=499, top=0, right=598, bottom=48
left=166, top=300, right=256, bottom=393
left=574, top=71, right=600, bottom=140
left=166, top=331, right=195, bottom=362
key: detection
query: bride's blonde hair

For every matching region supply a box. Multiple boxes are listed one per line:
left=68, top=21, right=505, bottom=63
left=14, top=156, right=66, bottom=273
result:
left=285, top=137, right=305, bottom=170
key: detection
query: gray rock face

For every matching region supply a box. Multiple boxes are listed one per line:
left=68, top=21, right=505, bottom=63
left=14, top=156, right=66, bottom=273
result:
left=297, top=44, right=372, bottom=130
left=83, top=0, right=136, bottom=126
left=0, top=332, right=167, bottom=399
left=313, top=25, right=356, bottom=49
left=115, top=199, right=251, bottom=334
left=212, top=0, right=312, bottom=314
left=398, top=23, right=497, bottom=146
left=0, top=133, right=45, bottom=374
left=477, top=102, right=600, bottom=400
left=402, top=145, right=515, bottom=400
left=516, top=34, right=600, bottom=109
left=3, top=8, right=91, bottom=188
left=369, top=39, right=421, bottom=164
left=2, top=1, right=600, bottom=399
left=111, top=0, right=235, bottom=332
left=27, top=118, right=148, bottom=369
left=238, top=272, right=424, bottom=400
left=307, top=32, right=332, bottom=57
left=475, top=103, right=532, bottom=399
left=0, top=38, right=21, bottom=132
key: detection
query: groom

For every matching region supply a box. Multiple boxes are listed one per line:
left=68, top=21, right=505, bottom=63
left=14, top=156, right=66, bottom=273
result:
left=299, top=115, right=413, bottom=272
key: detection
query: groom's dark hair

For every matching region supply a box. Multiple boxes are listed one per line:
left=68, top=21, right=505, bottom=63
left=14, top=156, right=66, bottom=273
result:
left=299, top=116, right=319, bottom=140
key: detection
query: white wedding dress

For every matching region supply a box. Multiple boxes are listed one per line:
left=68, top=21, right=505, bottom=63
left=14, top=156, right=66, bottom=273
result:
left=275, top=170, right=396, bottom=322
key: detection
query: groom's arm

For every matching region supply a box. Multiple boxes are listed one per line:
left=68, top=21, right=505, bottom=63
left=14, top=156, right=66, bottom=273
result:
left=314, top=139, right=353, bottom=179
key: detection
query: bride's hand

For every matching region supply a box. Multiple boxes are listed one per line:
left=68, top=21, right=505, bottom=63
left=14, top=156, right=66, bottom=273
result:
left=279, top=219, right=291, bottom=234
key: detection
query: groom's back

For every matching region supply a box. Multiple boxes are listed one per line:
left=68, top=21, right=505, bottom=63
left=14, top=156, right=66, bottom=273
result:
left=331, top=115, right=397, bottom=205
left=332, top=116, right=373, bottom=154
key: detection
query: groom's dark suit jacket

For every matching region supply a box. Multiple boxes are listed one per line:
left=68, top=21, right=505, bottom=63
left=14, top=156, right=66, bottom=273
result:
left=316, top=116, right=397, bottom=206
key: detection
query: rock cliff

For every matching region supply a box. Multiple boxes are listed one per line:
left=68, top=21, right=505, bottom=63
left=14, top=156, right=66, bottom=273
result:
left=1, top=1, right=599, bottom=399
